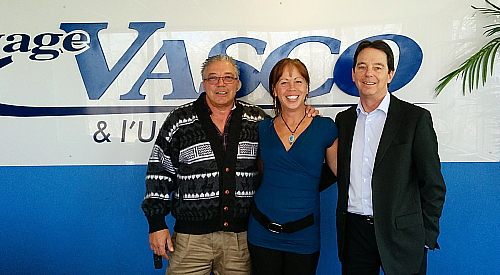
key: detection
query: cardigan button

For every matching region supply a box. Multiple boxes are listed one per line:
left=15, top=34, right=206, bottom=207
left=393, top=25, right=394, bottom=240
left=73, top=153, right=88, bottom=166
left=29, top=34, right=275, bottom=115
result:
left=223, top=222, right=229, bottom=227
left=225, top=189, right=230, bottom=195
left=225, top=167, right=230, bottom=172
left=223, top=206, right=229, bottom=211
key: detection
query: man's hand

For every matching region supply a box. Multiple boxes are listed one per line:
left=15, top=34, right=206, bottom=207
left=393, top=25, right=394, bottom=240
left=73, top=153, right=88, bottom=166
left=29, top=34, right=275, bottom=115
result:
left=149, top=229, right=174, bottom=260
left=305, top=105, right=320, bottom=117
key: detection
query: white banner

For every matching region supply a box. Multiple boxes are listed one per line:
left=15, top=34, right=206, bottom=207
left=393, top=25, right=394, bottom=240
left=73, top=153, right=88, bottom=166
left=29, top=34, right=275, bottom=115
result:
left=1, top=0, right=498, bottom=165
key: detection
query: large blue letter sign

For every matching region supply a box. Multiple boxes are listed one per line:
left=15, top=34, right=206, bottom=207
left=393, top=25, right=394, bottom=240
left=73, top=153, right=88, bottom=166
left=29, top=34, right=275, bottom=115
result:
left=60, top=22, right=165, bottom=100
left=121, top=40, right=198, bottom=100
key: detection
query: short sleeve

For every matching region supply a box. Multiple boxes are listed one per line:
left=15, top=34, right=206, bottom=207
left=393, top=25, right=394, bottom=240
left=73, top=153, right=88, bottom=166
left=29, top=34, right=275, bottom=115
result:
left=322, top=117, right=338, bottom=147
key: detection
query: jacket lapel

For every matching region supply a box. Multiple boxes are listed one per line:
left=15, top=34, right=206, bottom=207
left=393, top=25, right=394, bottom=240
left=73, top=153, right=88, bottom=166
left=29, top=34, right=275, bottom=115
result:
left=374, top=94, right=404, bottom=169
left=340, top=107, right=357, bottom=172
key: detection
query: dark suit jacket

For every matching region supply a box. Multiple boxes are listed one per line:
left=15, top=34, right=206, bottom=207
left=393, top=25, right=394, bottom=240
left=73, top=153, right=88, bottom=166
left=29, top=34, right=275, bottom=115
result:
left=335, top=94, right=446, bottom=275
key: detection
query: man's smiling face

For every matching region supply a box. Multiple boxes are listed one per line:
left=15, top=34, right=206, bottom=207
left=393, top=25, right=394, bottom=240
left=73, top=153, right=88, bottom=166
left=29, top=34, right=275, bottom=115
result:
left=202, top=60, right=240, bottom=110
left=352, top=47, right=394, bottom=100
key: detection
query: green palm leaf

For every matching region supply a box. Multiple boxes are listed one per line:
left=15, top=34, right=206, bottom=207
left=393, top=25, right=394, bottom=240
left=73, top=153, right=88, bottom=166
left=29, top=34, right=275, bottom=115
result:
left=472, top=0, right=500, bottom=15
left=435, top=0, right=500, bottom=95
left=483, top=24, right=500, bottom=37
left=435, top=37, right=500, bottom=95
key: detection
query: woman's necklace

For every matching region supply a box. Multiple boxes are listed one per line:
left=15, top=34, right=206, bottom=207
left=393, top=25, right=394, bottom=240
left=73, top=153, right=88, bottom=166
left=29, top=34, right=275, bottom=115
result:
left=281, top=112, right=307, bottom=145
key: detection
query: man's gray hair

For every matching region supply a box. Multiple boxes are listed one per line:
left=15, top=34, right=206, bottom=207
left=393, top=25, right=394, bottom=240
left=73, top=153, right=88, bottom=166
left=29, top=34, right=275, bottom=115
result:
left=201, top=55, right=240, bottom=79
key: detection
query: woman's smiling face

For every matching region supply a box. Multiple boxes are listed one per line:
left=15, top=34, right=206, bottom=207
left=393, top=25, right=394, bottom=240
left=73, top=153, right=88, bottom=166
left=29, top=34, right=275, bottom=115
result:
left=273, top=65, right=309, bottom=111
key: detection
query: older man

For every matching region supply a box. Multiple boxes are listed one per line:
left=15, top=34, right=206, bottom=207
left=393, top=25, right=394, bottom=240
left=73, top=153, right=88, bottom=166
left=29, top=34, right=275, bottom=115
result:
left=141, top=54, right=268, bottom=274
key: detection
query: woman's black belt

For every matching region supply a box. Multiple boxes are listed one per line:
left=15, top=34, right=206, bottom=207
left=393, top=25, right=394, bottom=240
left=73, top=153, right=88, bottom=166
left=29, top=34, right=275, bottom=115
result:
left=251, top=204, right=314, bottom=234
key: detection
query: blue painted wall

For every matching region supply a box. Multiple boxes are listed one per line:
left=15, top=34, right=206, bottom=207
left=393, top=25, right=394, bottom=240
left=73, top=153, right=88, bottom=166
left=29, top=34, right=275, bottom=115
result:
left=1, top=162, right=498, bottom=274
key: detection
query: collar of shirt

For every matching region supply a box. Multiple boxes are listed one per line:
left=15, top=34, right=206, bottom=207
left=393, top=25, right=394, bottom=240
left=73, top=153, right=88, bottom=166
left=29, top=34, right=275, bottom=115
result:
left=356, top=91, right=391, bottom=117
left=204, top=99, right=236, bottom=149
left=204, top=100, right=237, bottom=116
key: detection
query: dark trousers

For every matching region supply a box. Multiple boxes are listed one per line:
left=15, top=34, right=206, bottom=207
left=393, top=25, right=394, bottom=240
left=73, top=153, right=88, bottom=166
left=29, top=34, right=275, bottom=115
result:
left=248, top=242, right=320, bottom=275
left=342, top=213, right=428, bottom=275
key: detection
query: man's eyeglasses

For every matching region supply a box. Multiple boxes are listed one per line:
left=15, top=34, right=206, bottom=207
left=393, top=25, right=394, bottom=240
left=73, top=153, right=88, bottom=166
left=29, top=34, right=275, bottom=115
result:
left=204, top=76, right=238, bottom=84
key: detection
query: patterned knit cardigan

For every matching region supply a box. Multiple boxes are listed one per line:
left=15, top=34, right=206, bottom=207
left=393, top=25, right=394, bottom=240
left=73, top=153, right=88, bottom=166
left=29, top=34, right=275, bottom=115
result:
left=142, top=93, right=269, bottom=234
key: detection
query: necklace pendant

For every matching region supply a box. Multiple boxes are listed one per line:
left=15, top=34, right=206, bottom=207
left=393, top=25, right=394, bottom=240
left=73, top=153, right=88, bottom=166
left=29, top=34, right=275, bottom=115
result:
left=281, top=113, right=306, bottom=146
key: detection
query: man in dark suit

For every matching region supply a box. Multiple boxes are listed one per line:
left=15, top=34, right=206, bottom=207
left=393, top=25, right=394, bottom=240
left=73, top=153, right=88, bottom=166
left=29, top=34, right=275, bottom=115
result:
left=335, top=40, right=446, bottom=275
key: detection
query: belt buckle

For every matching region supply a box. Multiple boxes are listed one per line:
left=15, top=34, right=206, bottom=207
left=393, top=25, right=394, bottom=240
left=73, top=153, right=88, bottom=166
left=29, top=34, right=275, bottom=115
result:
left=366, top=216, right=374, bottom=225
left=267, top=222, right=283, bottom=234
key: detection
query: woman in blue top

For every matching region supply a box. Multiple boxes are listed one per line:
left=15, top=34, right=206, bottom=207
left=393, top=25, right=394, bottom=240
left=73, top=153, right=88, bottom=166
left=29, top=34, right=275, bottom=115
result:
left=248, top=58, right=338, bottom=275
